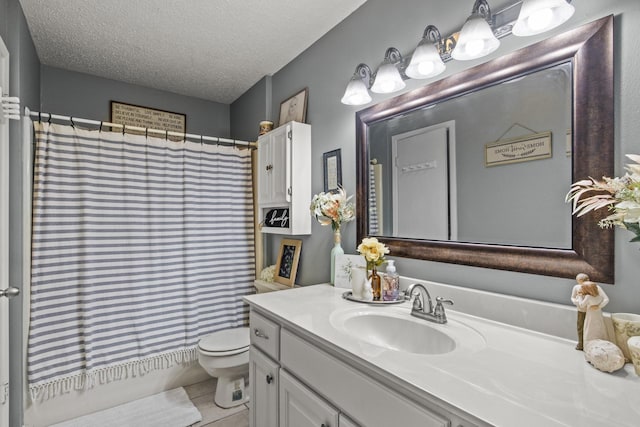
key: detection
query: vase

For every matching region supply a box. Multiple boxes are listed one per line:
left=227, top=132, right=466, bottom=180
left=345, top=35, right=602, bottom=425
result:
left=330, top=229, right=344, bottom=285
left=611, top=313, right=640, bottom=361
left=369, top=265, right=381, bottom=300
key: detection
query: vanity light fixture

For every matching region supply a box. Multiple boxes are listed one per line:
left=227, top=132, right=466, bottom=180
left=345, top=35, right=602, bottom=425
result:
left=340, top=0, right=576, bottom=105
left=405, top=25, right=446, bottom=80
left=512, top=0, right=575, bottom=36
left=370, top=48, right=406, bottom=94
left=451, top=0, right=500, bottom=61
left=341, top=64, right=373, bottom=106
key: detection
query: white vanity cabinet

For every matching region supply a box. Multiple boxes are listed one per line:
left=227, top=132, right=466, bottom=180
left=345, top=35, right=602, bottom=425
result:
left=248, top=307, right=480, bottom=427
left=257, top=121, right=311, bottom=235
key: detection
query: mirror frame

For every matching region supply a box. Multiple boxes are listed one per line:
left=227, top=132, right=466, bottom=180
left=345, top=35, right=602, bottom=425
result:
left=356, top=16, right=614, bottom=283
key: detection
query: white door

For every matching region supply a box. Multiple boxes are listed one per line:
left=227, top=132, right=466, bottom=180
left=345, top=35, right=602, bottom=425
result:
left=0, top=34, right=18, bottom=427
left=391, top=121, right=457, bottom=240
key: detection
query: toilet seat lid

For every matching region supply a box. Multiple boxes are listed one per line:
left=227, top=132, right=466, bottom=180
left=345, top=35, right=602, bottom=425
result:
left=198, top=327, right=250, bottom=353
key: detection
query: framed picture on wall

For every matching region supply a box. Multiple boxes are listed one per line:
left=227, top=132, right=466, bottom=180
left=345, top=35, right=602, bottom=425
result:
left=278, top=88, right=308, bottom=126
left=274, top=239, right=302, bottom=287
left=323, top=149, right=342, bottom=193
left=110, top=101, right=186, bottom=141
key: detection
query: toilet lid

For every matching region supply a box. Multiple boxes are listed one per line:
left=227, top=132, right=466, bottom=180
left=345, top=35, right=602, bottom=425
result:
left=198, top=327, right=250, bottom=353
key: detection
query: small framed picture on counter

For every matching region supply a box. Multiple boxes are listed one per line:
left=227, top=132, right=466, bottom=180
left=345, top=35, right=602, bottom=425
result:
left=274, top=239, right=302, bottom=287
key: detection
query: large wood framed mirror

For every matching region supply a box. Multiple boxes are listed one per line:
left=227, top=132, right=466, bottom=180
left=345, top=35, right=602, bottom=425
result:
left=356, top=16, right=614, bottom=283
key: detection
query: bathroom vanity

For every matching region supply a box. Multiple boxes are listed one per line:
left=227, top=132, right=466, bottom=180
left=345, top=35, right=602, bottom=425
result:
left=244, top=284, right=639, bottom=427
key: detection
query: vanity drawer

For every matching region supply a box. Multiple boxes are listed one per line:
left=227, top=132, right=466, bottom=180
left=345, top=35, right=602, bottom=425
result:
left=250, top=310, right=280, bottom=360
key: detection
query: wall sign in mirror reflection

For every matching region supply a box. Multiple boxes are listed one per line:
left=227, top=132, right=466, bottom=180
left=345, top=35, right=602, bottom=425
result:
left=367, top=62, right=572, bottom=249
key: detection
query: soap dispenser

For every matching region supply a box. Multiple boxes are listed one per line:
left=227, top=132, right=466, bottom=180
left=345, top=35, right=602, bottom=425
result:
left=383, top=260, right=400, bottom=301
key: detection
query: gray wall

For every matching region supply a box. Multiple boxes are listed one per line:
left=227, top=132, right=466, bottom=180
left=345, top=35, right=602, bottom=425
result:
left=1, top=1, right=40, bottom=425
left=230, top=75, right=271, bottom=142
left=41, top=65, right=230, bottom=137
left=232, top=0, right=640, bottom=314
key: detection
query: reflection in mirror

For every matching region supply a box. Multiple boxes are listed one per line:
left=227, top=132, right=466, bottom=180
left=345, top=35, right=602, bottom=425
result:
left=367, top=62, right=572, bottom=248
left=356, top=16, right=614, bottom=282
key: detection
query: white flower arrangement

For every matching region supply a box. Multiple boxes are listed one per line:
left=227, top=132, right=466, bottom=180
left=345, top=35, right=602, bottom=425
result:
left=566, top=154, right=640, bottom=242
left=309, top=187, right=355, bottom=231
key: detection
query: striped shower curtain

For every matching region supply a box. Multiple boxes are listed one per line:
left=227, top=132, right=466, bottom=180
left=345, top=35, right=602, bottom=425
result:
left=27, top=122, right=255, bottom=400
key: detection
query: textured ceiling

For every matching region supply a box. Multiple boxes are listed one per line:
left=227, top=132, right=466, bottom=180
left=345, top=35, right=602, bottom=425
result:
left=19, top=0, right=367, bottom=104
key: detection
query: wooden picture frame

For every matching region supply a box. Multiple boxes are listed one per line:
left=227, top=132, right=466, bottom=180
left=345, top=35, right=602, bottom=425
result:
left=274, top=239, right=302, bottom=287
left=278, top=88, right=308, bottom=126
left=323, top=149, right=342, bottom=193
left=110, top=101, right=186, bottom=136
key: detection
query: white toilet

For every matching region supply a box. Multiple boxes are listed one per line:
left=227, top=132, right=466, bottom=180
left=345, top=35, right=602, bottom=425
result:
left=197, top=279, right=290, bottom=408
left=197, top=327, right=250, bottom=408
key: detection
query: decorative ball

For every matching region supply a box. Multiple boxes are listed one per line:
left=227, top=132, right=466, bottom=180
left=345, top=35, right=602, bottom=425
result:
left=259, top=265, right=276, bottom=282
left=584, top=339, right=625, bottom=373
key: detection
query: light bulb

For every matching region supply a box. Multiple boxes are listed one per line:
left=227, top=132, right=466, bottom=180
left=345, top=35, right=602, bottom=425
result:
left=527, top=8, right=554, bottom=32
left=418, top=61, right=435, bottom=76
left=451, top=14, right=500, bottom=61
left=371, top=62, right=405, bottom=94
left=513, top=0, right=575, bottom=37
left=464, top=39, right=485, bottom=57
left=341, top=75, right=371, bottom=106
left=405, top=38, right=445, bottom=80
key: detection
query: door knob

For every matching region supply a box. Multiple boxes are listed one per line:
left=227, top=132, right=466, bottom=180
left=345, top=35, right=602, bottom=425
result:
left=266, top=374, right=274, bottom=384
left=0, top=287, right=20, bottom=298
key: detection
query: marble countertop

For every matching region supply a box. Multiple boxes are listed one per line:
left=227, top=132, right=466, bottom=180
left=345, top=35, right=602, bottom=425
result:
left=245, top=284, right=640, bottom=427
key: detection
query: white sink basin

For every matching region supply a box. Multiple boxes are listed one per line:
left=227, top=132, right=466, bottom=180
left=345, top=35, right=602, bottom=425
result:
left=330, top=307, right=485, bottom=355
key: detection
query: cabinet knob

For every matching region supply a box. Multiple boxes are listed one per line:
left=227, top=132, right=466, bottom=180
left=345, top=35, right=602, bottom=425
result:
left=1, top=287, right=20, bottom=299
left=266, top=374, right=274, bottom=384
left=266, top=164, right=273, bottom=171
left=254, top=328, right=269, bottom=340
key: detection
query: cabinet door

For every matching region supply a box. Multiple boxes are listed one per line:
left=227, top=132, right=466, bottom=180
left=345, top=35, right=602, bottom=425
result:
left=339, top=414, right=360, bottom=427
left=257, top=126, right=289, bottom=206
left=249, top=347, right=279, bottom=427
left=280, top=370, right=339, bottom=427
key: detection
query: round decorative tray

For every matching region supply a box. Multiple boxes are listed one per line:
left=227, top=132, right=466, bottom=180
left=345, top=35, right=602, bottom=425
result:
left=341, top=291, right=405, bottom=305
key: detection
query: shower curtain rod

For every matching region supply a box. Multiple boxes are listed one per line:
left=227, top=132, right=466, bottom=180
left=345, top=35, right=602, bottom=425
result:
left=25, top=108, right=256, bottom=149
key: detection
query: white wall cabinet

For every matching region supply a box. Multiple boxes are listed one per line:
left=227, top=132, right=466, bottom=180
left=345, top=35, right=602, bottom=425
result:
left=257, top=122, right=311, bottom=235
left=249, top=307, right=482, bottom=427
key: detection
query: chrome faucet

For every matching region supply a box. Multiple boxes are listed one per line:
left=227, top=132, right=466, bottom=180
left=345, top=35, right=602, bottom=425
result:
left=404, top=283, right=454, bottom=324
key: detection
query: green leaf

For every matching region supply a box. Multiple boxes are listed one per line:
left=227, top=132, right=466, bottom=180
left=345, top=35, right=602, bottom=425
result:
left=626, top=222, right=640, bottom=242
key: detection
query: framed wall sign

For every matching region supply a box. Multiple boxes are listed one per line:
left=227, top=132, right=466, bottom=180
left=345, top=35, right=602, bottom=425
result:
left=323, top=148, right=342, bottom=193
left=110, top=101, right=186, bottom=137
left=274, top=239, right=302, bottom=287
left=278, top=88, right=308, bottom=126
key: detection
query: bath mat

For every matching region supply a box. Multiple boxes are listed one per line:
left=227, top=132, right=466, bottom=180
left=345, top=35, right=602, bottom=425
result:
left=49, top=387, right=201, bottom=427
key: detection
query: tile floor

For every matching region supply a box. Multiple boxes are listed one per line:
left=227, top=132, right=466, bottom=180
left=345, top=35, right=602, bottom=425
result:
left=185, top=379, right=249, bottom=427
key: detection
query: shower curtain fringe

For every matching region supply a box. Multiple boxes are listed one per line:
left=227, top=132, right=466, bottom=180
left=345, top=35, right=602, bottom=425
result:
left=28, top=347, right=199, bottom=402
left=26, top=108, right=256, bottom=149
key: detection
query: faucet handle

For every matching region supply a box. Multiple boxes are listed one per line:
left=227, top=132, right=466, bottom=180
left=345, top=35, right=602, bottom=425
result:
left=433, top=297, right=454, bottom=321
left=436, top=296, right=454, bottom=306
